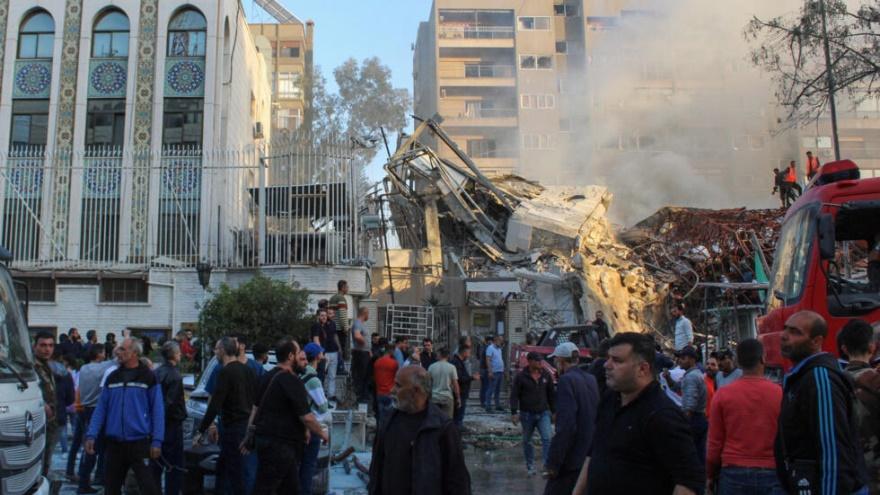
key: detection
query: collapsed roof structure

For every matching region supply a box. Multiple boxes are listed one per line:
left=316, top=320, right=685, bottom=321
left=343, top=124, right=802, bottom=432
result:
left=372, top=117, right=783, bottom=345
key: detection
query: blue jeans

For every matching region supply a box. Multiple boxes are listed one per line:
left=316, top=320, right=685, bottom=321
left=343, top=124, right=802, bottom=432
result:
left=520, top=410, right=552, bottom=468
left=66, top=411, right=85, bottom=475
left=718, top=467, right=785, bottom=495
left=299, top=433, right=322, bottom=495
left=688, top=412, right=708, bottom=471
left=486, top=373, right=503, bottom=411
left=151, top=421, right=183, bottom=495
left=479, top=370, right=489, bottom=407
left=78, top=407, right=105, bottom=490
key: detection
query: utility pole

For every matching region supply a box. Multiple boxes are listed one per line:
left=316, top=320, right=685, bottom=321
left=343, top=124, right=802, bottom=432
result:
left=818, top=0, right=841, bottom=160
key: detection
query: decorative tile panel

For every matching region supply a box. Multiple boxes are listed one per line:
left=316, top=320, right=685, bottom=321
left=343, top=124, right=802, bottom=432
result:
left=50, top=0, right=84, bottom=258
left=87, top=59, right=127, bottom=98
left=130, top=0, right=159, bottom=260
left=12, top=61, right=52, bottom=99
left=164, top=58, right=205, bottom=97
left=0, top=0, right=9, bottom=97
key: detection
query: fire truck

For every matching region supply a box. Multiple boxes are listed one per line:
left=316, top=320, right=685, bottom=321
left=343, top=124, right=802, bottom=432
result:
left=758, top=159, right=880, bottom=379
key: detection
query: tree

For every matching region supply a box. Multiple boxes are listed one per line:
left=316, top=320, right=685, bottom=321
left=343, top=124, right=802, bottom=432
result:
left=747, top=1, right=880, bottom=127
left=311, top=57, right=411, bottom=163
left=198, top=273, right=312, bottom=346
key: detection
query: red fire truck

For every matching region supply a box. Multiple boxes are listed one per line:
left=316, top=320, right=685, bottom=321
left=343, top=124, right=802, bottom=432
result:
left=757, top=159, right=880, bottom=379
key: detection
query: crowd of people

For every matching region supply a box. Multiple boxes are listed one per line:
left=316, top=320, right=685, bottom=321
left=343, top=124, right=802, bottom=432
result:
left=34, top=285, right=880, bottom=495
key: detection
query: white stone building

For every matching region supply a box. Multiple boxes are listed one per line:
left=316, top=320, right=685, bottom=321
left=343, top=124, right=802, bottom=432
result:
left=0, top=1, right=367, bottom=340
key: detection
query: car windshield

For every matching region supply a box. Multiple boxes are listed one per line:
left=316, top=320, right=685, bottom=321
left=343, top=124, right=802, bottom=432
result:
left=768, top=206, right=815, bottom=310
left=0, top=269, right=33, bottom=379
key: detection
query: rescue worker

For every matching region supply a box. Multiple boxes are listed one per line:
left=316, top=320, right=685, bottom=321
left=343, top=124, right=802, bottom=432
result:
left=771, top=168, right=793, bottom=208
left=785, top=161, right=802, bottom=197
left=806, top=150, right=821, bottom=180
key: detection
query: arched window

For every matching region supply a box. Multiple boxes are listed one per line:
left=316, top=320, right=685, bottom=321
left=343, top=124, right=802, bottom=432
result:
left=167, top=8, right=207, bottom=57
left=92, top=9, right=129, bottom=58
left=18, top=10, right=54, bottom=59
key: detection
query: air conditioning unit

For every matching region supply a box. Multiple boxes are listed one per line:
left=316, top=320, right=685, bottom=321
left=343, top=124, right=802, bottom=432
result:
left=253, top=122, right=264, bottom=139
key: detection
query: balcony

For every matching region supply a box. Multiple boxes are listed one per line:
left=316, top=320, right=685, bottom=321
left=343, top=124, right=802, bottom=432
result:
left=442, top=107, right=518, bottom=128
left=438, top=25, right=515, bottom=48
left=438, top=63, right=516, bottom=87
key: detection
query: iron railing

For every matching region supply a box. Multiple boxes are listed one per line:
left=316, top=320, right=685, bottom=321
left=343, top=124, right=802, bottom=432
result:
left=438, top=25, right=515, bottom=40
left=0, top=136, right=361, bottom=271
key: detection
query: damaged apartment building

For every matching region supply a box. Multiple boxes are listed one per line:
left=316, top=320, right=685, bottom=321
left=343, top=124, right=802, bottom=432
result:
left=367, top=118, right=784, bottom=349
left=366, top=118, right=668, bottom=347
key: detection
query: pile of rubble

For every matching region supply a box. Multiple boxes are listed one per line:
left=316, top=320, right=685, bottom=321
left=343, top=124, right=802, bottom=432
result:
left=375, top=118, right=783, bottom=341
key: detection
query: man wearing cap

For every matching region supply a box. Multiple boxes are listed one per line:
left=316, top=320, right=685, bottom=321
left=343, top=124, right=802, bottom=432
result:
left=300, top=342, right=331, bottom=495
left=670, top=345, right=708, bottom=469
left=510, top=352, right=555, bottom=476
left=544, top=342, right=599, bottom=495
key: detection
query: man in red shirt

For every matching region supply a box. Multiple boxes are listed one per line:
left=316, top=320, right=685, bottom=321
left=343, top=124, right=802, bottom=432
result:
left=706, top=338, right=782, bottom=494
left=373, top=342, right=399, bottom=424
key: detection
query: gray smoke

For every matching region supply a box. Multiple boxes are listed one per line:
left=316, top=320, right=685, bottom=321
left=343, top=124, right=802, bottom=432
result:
left=561, top=0, right=802, bottom=225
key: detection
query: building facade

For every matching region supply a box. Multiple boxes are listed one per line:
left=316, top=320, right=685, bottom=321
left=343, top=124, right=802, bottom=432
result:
left=250, top=20, right=314, bottom=138
left=0, top=1, right=367, bottom=339
left=414, top=0, right=802, bottom=215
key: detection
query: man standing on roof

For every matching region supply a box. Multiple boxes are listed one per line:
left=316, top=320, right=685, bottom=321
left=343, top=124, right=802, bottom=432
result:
left=806, top=150, right=822, bottom=180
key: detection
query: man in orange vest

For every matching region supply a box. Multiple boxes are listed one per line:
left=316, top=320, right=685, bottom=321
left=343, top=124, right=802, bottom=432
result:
left=786, top=161, right=802, bottom=196
left=806, top=151, right=821, bottom=180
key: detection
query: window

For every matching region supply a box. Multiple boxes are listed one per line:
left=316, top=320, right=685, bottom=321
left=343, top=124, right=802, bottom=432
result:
left=554, top=4, right=576, bottom=16
left=523, top=134, right=555, bottom=149
left=767, top=206, right=815, bottom=310
left=521, top=94, right=556, bottom=109
left=18, top=10, right=54, bottom=59
left=518, top=16, right=550, bottom=30
left=467, top=139, right=497, bottom=158
left=167, top=8, right=207, bottom=57
left=277, top=73, right=303, bottom=99
left=99, top=278, right=148, bottom=303
left=162, top=98, right=204, bottom=146
left=10, top=100, right=49, bottom=149
left=279, top=42, right=300, bottom=58
left=277, top=108, right=303, bottom=131
left=92, top=10, right=129, bottom=57
left=86, top=99, right=125, bottom=147
left=16, top=278, right=56, bottom=303
left=520, top=55, right=553, bottom=70
left=556, top=41, right=568, bottom=54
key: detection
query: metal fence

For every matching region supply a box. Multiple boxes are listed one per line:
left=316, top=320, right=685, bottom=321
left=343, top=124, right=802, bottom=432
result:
left=0, top=135, right=361, bottom=270
left=385, top=304, right=434, bottom=343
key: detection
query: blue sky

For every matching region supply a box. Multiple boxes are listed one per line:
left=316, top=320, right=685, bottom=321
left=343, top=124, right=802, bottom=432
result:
left=246, top=0, right=431, bottom=93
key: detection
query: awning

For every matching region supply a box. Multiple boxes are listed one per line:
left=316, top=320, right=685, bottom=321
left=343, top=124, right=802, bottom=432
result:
left=465, top=278, right=521, bottom=294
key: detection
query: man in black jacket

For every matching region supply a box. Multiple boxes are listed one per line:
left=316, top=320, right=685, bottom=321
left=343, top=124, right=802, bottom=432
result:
left=450, top=344, right=475, bottom=428
left=153, top=341, right=187, bottom=495
left=510, top=352, right=555, bottom=476
left=545, top=343, right=598, bottom=495
left=775, top=310, right=868, bottom=495
left=368, top=365, right=471, bottom=495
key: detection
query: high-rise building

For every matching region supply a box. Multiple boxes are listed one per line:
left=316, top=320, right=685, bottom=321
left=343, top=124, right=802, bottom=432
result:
left=414, top=0, right=801, bottom=215
left=251, top=20, right=315, bottom=138
left=414, top=0, right=573, bottom=177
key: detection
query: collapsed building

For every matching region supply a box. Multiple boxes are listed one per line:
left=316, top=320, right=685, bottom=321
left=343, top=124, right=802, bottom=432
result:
left=366, top=118, right=784, bottom=349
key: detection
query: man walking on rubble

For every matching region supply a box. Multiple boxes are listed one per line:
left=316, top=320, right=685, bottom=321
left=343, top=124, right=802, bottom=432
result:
left=368, top=366, right=471, bottom=495
left=510, top=352, right=555, bottom=477
left=544, top=343, right=599, bottom=495
left=672, top=303, right=694, bottom=351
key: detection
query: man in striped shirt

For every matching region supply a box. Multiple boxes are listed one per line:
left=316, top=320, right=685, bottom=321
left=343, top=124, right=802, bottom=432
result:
left=300, top=343, right=331, bottom=495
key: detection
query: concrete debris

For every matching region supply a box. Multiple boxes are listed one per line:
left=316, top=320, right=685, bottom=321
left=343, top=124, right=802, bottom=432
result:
left=376, top=118, right=783, bottom=341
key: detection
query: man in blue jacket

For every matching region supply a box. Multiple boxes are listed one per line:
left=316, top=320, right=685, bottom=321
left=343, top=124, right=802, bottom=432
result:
left=85, top=337, right=164, bottom=495
left=544, top=342, right=599, bottom=495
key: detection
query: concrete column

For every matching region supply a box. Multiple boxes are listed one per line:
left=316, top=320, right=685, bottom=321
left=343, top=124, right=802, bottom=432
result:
left=424, top=199, right=443, bottom=277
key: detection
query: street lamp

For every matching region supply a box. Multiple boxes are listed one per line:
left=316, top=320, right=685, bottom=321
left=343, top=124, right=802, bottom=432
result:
left=196, top=261, right=212, bottom=372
